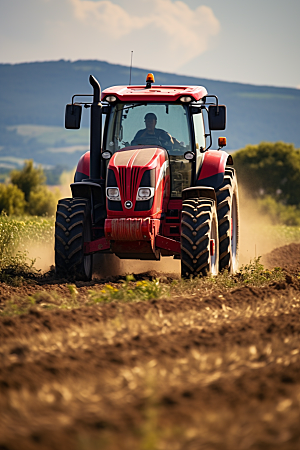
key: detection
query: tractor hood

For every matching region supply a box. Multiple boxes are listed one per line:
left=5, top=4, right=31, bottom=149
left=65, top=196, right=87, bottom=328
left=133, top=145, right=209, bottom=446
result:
left=106, top=146, right=170, bottom=218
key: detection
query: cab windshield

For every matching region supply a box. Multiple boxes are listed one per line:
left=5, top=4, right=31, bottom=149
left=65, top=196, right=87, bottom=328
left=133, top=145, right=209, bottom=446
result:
left=105, top=103, right=192, bottom=197
left=105, top=102, right=191, bottom=154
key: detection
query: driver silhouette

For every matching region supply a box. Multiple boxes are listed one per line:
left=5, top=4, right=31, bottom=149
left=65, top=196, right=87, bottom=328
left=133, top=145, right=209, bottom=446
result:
left=131, top=113, right=174, bottom=147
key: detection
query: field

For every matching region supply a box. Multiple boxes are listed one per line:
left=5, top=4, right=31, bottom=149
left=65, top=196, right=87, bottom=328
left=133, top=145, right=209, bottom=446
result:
left=1, top=217, right=300, bottom=449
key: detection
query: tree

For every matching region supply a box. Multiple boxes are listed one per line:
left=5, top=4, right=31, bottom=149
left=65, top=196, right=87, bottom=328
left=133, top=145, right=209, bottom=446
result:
left=6, top=160, right=59, bottom=216
left=10, top=160, right=46, bottom=202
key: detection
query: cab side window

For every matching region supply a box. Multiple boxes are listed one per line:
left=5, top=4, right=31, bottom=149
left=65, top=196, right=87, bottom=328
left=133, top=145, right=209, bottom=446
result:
left=192, top=113, right=206, bottom=173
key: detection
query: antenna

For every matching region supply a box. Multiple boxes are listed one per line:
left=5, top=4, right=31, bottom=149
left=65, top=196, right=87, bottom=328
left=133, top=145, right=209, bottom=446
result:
left=129, top=51, right=133, bottom=85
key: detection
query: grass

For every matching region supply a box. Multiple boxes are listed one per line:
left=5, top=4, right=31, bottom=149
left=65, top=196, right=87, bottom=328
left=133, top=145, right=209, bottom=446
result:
left=88, top=275, right=169, bottom=304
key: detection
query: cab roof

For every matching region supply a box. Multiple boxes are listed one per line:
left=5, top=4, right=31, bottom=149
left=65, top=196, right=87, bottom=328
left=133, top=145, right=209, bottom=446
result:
left=101, top=85, right=208, bottom=103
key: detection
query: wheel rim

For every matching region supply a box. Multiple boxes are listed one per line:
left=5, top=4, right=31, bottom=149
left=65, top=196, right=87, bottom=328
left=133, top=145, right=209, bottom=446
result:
left=210, top=215, right=218, bottom=275
left=231, top=194, right=238, bottom=270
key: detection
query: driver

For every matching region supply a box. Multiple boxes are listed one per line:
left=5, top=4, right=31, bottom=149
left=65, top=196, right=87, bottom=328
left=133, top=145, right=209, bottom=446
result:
left=131, top=113, right=174, bottom=147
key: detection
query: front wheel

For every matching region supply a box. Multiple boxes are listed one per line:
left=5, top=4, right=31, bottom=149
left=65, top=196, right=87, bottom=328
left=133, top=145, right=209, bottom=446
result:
left=55, top=198, right=93, bottom=281
left=181, top=197, right=219, bottom=278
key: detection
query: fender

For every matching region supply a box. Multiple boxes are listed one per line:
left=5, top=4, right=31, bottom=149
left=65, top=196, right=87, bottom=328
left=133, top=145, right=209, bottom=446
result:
left=196, top=150, right=232, bottom=190
left=70, top=180, right=106, bottom=224
left=182, top=186, right=216, bottom=202
left=74, top=151, right=90, bottom=182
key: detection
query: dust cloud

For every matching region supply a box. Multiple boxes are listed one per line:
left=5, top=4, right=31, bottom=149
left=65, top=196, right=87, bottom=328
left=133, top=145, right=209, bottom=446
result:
left=22, top=169, right=75, bottom=273
left=25, top=242, right=54, bottom=272
left=58, top=169, right=74, bottom=198
left=238, top=188, right=286, bottom=265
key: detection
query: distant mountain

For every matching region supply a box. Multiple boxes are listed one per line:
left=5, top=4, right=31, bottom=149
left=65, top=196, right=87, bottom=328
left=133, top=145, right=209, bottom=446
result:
left=0, top=59, right=300, bottom=170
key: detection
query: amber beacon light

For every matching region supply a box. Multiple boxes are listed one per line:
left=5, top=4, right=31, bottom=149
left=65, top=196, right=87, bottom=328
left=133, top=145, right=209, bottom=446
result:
left=146, top=73, right=155, bottom=88
left=218, top=137, right=227, bottom=148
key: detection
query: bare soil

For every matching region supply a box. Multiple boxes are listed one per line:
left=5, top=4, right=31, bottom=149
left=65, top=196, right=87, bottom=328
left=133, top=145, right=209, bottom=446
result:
left=1, top=244, right=300, bottom=450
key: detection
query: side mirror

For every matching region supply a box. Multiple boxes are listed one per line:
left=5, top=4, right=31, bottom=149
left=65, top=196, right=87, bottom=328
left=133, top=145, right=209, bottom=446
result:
left=208, top=105, right=226, bottom=130
left=65, top=104, right=82, bottom=129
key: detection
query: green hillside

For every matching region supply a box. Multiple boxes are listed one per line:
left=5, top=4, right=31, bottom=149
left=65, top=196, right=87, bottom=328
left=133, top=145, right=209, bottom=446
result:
left=0, top=60, right=299, bottom=170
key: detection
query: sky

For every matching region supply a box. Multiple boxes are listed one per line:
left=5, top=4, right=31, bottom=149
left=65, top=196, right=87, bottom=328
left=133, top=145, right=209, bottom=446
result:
left=0, top=0, right=299, bottom=88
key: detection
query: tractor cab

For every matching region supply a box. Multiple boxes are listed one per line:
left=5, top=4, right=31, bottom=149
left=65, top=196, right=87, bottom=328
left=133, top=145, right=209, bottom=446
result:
left=57, top=73, right=239, bottom=281
left=101, top=75, right=221, bottom=198
left=103, top=100, right=194, bottom=197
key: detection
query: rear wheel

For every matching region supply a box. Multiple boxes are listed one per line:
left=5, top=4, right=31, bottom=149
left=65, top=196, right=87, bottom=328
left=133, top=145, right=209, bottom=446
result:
left=216, top=168, right=239, bottom=273
left=55, top=198, right=93, bottom=281
left=181, top=197, right=219, bottom=278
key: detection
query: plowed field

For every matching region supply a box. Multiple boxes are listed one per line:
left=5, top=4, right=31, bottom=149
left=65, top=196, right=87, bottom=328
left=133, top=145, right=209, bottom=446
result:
left=1, top=244, right=300, bottom=450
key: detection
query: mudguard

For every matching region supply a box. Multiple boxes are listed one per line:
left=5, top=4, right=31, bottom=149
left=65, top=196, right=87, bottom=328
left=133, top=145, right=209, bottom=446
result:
left=197, top=150, right=233, bottom=190
left=70, top=180, right=106, bottom=224
left=74, top=151, right=90, bottom=182
left=182, top=186, right=216, bottom=202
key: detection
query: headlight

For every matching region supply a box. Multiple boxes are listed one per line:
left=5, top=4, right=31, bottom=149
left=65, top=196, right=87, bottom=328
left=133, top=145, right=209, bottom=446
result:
left=105, top=95, right=117, bottom=103
left=102, top=150, right=112, bottom=160
left=180, top=96, right=193, bottom=103
left=106, top=187, right=120, bottom=201
left=136, top=187, right=155, bottom=201
left=184, top=151, right=195, bottom=161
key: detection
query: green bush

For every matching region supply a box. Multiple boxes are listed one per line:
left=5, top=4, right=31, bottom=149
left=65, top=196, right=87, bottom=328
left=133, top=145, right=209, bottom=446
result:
left=28, top=186, right=58, bottom=216
left=234, top=142, right=300, bottom=206
left=0, top=183, right=26, bottom=215
left=3, top=159, right=60, bottom=216
left=10, top=160, right=46, bottom=202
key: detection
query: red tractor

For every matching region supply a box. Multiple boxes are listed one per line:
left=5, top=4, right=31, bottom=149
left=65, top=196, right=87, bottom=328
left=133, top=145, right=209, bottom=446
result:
left=55, top=73, right=239, bottom=280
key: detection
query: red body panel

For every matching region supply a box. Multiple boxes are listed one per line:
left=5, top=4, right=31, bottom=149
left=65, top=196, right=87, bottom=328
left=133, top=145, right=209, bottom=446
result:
left=198, top=150, right=229, bottom=180
left=102, top=85, right=208, bottom=103
left=107, top=147, right=170, bottom=220
left=76, top=151, right=90, bottom=177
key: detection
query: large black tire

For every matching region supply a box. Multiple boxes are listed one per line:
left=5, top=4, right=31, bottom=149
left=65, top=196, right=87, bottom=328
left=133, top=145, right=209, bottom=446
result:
left=216, top=168, right=239, bottom=273
left=181, top=197, right=219, bottom=278
left=55, top=198, right=93, bottom=281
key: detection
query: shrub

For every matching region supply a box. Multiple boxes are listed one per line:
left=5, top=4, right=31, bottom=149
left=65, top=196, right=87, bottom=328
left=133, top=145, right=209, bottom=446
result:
left=10, top=160, right=46, bottom=202
left=0, top=183, right=26, bottom=215
left=234, top=142, right=300, bottom=206
left=28, top=186, right=58, bottom=216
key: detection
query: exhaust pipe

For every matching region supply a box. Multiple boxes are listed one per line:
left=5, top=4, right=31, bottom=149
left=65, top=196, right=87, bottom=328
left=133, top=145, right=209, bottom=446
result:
left=89, top=75, right=102, bottom=180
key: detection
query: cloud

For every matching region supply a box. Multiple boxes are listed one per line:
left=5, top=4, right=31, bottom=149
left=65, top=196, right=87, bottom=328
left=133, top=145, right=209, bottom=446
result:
left=0, top=0, right=220, bottom=72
